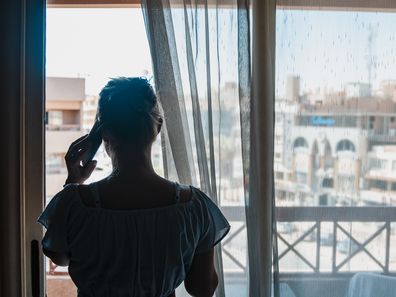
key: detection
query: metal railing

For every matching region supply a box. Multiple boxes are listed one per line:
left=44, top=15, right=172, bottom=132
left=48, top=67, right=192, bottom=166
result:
left=220, top=206, right=396, bottom=277
left=46, top=124, right=81, bottom=131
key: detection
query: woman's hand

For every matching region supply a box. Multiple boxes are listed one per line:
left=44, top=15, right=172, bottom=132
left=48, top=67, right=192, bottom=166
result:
left=64, top=134, right=97, bottom=185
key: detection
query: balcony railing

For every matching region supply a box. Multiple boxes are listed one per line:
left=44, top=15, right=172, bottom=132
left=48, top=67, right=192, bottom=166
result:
left=221, top=206, right=396, bottom=277
left=46, top=124, right=81, bottom=131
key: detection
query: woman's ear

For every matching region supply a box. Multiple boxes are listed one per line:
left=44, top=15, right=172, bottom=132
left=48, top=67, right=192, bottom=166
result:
left=101, top=127, right=112, bottom=143
left=102, top=128, right=119, bottom=148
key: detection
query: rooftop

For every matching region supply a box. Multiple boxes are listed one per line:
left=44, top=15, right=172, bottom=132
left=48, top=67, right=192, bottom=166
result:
left=46, top=77, right=86, bottom=101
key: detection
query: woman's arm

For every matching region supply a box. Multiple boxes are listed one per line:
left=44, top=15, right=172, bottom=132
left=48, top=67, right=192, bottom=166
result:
left=184, top=248, right=218, bottom=297
left=42, top=248, right=70, bottom=267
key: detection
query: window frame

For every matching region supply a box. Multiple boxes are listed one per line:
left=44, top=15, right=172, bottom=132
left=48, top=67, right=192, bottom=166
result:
left=47, top=0, right=396, bottom=11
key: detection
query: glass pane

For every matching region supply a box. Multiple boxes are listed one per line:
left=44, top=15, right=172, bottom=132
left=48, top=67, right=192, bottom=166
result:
left=275, top=6, right=396, bottom=297
left=45, top=7, right=153, bottom=296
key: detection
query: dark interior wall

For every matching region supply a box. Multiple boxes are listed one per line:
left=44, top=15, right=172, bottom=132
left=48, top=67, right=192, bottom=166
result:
left=0, top=0, right=22, bottom=296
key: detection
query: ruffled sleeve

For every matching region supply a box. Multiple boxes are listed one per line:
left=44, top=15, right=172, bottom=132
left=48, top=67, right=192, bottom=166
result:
left=37, top=184, right=78, bottom=254
left=193, top=188, right=231, bottom=254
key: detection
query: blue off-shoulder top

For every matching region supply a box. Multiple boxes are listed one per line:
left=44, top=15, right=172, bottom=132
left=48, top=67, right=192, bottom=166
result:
left=38, top=182, right=230, bottom=297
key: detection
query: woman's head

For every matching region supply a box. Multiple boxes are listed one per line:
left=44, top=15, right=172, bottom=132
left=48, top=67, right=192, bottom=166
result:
left=97, top=77, right=163, bottom=154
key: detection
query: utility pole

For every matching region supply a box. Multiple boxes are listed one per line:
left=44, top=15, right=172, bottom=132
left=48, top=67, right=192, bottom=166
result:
left=366, top=24, right=377, bottom=96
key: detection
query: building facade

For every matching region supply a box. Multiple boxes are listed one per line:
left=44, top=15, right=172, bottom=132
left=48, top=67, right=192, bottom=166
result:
left=275, top=77, right=396, bottom=207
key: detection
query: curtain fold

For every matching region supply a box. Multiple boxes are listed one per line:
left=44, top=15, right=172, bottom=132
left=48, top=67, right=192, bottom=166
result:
left=142, top=0, right=195, bottom=185
left=143, top=0, right=277, bottom=296
left=142, top=0, right=250, bottom=297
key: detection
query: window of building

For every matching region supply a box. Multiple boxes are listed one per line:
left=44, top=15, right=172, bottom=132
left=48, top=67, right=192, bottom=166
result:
left=337, top=175, right=355, bottom=192
left=319, top=194, right=329, bottom=206
left=336, top=139, right=356, bottom=152
left=293, top=137, right=309, bottom=149
left=46, top=153, right=65, bottom=174
left=322, top=178, right=334, bottom=188
left=369, top=158, right=388, bottom=170
left=369, top=179, right=387, bottom=191
left=47, top=110, right=63, bottom=127
left=295, top=171, right=308, bottom=184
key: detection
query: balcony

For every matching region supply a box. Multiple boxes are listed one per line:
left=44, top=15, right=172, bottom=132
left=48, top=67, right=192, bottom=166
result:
left=46, top=130, right=85, bottom=154
left=46, top=124, right=81, bottom=131
left=221, top=206, right=396, bottom=297
left=46, top=206, right=396, bottom=297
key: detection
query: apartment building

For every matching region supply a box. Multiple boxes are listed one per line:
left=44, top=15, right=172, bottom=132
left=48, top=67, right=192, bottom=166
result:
left=45, top=77, right=86, bottom=198
left=361, top=145, right=396, bottom=205
left=275, top=78, right=396, bottom=207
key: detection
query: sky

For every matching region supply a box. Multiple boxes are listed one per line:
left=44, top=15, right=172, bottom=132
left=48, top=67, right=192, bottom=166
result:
left=276, top=9, right=396, bottom=96
left=46, top=8, right=396, bottom=97
left=46, top=8, right=152, bottom=95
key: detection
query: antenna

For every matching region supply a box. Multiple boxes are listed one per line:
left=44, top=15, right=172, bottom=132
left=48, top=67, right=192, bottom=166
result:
left=366, top=24, right=377, bottom=96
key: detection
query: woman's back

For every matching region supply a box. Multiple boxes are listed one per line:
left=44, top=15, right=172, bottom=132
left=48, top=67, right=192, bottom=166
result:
left=82, top=175, right=191, bottom=210
left=39, top=181, right=229, bottom=297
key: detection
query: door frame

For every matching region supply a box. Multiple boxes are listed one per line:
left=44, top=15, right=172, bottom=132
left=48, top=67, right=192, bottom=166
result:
left=21, top=0, right=46, bottom=296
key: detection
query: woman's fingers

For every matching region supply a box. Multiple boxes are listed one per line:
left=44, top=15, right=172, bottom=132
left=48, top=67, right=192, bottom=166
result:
left=64, top=135, right=97, bottom=185
left=69, top=147, right=89, bottom=166
left=65, top=134, right=89, bottom=162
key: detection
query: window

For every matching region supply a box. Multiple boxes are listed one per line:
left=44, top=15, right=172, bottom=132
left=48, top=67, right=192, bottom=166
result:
left=319, top=194, right=329, bottom=206
left=322, top=178, right=333, bottom=188
left=275, top=5, right=396, bottom=283
left=337, top=175, right=355, bottom=192
left=293, top=137, right=309, bottom=149
left=369, top=158, right=388, bottom=170
left=295, top=171, right=308, bottom=184
left=45, top=7, right=153, bottom=296
left=46, top=153, right=65, bottom=174
left=336, top=139, right=355, bottom=152
left=369, top=179, right=387, bottom=191
left=47, top=110, right=63, bottom=127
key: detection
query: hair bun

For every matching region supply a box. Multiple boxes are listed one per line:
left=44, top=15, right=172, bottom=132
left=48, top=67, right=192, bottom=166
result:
left=97, top=77, right=163, bottom=146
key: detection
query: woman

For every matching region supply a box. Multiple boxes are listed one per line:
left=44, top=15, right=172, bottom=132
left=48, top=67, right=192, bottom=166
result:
left=38, top=77, right=230, bottom=297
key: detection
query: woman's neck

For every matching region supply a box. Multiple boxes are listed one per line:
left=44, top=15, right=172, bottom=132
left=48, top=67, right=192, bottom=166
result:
left=109, top=147, right=157, bottom=179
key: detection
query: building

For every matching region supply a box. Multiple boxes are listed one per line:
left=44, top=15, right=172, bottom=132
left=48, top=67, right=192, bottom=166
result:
left=361, top=145, right=396, bottom=205
left=345, top=82, right=371, bottom=98
left=275, top=82, right=396, bottom=207
left=45, top=77, right=86, bottom=198
left=286, top=75, right=300, bottom=102
left=379, top=80, right=396, bottom=100
left=82, top=94, right=99, bottom=131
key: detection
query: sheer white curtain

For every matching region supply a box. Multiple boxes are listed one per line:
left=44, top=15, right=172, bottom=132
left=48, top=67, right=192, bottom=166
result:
left=142, top=0, right=276, bottom=296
